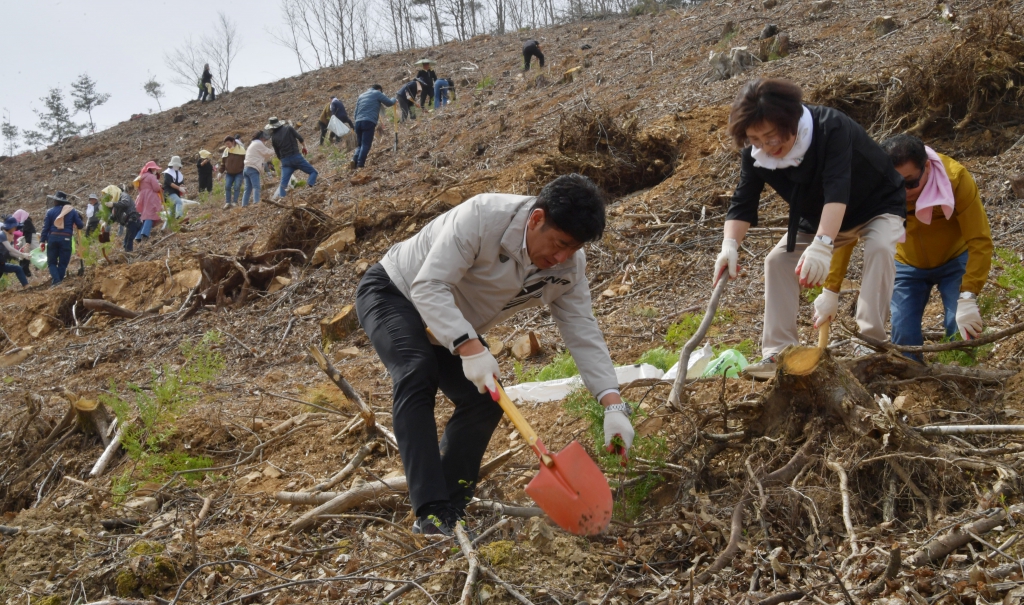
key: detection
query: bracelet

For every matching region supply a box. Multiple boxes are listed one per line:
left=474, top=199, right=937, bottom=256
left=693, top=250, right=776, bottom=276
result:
left=604, top=403, right=632, bottom=417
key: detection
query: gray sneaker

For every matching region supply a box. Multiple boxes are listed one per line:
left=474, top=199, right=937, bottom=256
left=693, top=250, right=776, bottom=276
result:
left=744, top=354, right=778, bottom=380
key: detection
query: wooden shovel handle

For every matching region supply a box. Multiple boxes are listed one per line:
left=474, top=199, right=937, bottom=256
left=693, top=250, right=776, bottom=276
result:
left=491, top=383, right=554, bottom=467
left=818, top=320, right=830, bottom=350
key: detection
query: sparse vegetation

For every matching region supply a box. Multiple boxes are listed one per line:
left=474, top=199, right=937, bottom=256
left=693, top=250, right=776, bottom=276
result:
left=515, top=349, right=579, bottom=382
left=475, top=75, right=497, bottom=90
left=101, top=332, right=225, bottom=492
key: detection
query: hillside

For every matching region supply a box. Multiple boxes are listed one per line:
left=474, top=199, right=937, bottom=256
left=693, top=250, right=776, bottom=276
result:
left=2, top=0, right=1024, bottom=602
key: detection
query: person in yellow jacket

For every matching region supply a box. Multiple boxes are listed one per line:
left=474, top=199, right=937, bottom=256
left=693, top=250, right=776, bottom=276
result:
left=814, top=134, right=992, bottom=356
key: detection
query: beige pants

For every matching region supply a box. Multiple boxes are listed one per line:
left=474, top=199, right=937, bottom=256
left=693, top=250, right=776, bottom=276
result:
left=761, top=213, right=904, bottom=356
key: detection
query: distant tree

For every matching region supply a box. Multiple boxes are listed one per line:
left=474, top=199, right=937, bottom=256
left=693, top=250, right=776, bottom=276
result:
left=32, top=87, right=82, bottom=147
left=203, top=12, right=242, bottom=93
left=1, top=110, right=18, bottom=156
left=164, top=35, right=208, bottom=94
left=23, top=130, right=47, bottom=152
left=143, top=76, right=165, bottom=111
left=70, top=73, right=111, bottom=134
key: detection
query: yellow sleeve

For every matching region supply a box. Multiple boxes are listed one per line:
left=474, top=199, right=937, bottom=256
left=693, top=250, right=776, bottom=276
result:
left=949, top=161, right=992, bottom=294
left=823, top=240, right=855, bottom=293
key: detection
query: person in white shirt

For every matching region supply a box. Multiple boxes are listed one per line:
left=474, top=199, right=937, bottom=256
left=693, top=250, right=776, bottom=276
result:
left=85, top=194, right=100, bottom=236
left=242, top=131, right=276, bottom=207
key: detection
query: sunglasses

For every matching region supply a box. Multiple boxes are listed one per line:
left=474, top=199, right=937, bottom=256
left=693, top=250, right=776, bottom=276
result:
left=904, top=175, right=922, bottom=189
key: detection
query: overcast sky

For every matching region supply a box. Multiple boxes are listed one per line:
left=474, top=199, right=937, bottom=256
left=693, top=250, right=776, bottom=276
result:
left=0, top=0, right=303, bottom=147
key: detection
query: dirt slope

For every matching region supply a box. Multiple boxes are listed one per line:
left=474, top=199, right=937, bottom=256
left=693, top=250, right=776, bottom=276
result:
left=2, top=0, right=1024, bottom=603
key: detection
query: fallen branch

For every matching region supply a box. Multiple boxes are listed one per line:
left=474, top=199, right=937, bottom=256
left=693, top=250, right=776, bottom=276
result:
left=908, top=505, right=1024, bottom=567
left=888, top=460, right=934, bottom=526
left=481, top=565, right=536, bottom=605
left=848, top=321, right=1024, bottom=353
left=455, top=523, right=480, bottom=605
left=669, top=275, right=728, bottom=409
left=308, top=440, right=379, bottom=492
left=756, top=592, right=805, bottom=605
left=89, top=425, right=123, bottom=477
left=863, top=546, right=901, bottom=597
left=467, top=499, right=545, bottom=518
left=916, top=424, right=1024, bottom=435
left=825, top=458, right=858, bottom=555
left=288, top=477, right=409, bottom=532
left=82, top=299, right=144, bottom=320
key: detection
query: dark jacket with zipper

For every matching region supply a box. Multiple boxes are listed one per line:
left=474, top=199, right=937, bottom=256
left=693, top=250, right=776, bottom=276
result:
left=726, top=104, right=906, bottom=251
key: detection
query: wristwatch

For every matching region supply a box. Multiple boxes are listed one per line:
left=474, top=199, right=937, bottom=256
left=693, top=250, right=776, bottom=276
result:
left=604, top=403, right=633, bottom=417
left=959, top=292, right=976, bottom=300
left=814, top=234, right=834, bottom=246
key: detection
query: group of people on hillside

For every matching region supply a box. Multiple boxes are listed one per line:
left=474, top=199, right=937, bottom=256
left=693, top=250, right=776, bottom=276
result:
left=346, top=75, right=993, bottom=540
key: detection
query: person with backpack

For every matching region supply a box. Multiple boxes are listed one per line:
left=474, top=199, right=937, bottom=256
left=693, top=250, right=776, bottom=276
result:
left=220, top=137, right=246, bottom=209
left=198, top=64, right=216, bottom=102
left=351, top=85, right=397, bottom=170
left=103, top=185, right=143, bottom=252
left=267, top=117, right=318, bottom=199
left=40, top=191, right=85, bottom=286
left=1, top=217, right=31, bottom=289
left=163, top=156, right=187, bottom=218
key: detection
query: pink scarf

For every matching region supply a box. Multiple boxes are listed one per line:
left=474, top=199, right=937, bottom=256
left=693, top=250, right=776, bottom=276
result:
left=914, top=147, right=955, bottom=225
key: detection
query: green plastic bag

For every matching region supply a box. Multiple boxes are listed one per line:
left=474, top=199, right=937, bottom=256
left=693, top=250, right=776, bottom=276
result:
left=30, top=247, right=47, bottom=270
left=702, top=349, right=748, bottom=379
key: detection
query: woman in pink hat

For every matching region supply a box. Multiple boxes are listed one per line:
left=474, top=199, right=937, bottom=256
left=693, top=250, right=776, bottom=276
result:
left=134, top=161, right=163, bottom=244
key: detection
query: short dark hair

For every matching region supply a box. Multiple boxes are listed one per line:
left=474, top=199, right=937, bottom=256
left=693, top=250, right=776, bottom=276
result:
left=252, top=130, right=265, bottom=141
left=223, top=135, right=235, bottom=143
left=880, top=134, right=928, bottom=171
left=371, top=84, right=383, bottom=92
left=532, top=174, right=607, bottom=244
left=728, top=78, right=804, bottom=149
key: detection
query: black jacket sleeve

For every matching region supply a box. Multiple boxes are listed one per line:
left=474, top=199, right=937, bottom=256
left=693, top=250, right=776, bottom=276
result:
left=725, top=150, right=766, bottom=226
left=820, top=121, right=853, bottom=205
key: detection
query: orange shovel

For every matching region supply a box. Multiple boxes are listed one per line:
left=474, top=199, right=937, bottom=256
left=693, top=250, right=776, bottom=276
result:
left=488, top=383, right=613, bottom=535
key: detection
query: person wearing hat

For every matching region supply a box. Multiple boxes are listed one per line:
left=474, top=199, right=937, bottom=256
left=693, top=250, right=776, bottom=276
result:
left=351, top=86, right=397, bottom=170
left=1, top=217, right=32, bottom=289
left=39, top=191, right=85, bottom=286
left=221, top=137, right=247, bottom=209
left=163, top=156, right=187, bottom=218
left=13, top=209, right=36, bottom=246
left=522, top=40, right=545, bottom=71
left=102, top=185, right=143, bottom=252
left=197, top=150, right=214, bottom=194
left=415, top=60, right=437, bottom=109
left=85, top=194, right=101, bottom=236
left=267, top=117, right=318, bottom=199
left=134, top=161, right=164, bottom=245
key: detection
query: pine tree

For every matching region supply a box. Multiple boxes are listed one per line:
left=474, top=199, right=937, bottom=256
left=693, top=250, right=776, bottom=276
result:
left=32, top=87, right=82, bottom=147
left=143, top=76, right=165, bottom=112
left=1, top=110, right=18, bottom=156
left=70, top=73, right=111, bottom=134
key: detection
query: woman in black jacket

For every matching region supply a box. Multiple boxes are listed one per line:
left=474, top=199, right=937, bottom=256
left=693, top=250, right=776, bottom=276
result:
left=713, top=78, right=906, bottom=378
left=198, top=64, right=216, bottom=102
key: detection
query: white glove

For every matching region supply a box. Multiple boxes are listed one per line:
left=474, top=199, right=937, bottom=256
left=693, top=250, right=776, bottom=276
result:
left=956, top=297, right=983, bottom=340
left=603, top=409, right=635, bottom=463
left=812, top=288, right=839, bottom=328
left=714, top=238, right=739, bottom=285
left=461, top=349, right=499, bottom=394
left=796, top=238, right=833, bottom=287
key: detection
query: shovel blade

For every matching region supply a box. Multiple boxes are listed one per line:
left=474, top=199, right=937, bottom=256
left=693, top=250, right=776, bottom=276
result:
left=525, top=440, right=612, bottom=536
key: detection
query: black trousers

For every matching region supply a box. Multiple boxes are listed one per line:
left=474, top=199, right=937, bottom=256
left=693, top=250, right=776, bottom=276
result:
left=355, top=263, right=504, bottom=516
left=397, top=96, right=414, bottom=122
left=523, top=46, right=545, bottom=69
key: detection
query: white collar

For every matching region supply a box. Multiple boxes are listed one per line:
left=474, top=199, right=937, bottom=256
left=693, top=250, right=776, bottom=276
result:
left=751, top=105, right=813, bottom=170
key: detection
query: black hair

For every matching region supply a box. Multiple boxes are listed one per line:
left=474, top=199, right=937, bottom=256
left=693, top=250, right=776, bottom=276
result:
left=531, top=174, right=607, bottom=244
left=880, top=134, right=928, bottom=171
left=371, top=84, right=383, bottom=91
left=728, top=78, right=804, bottom=149
left=223, top=136, right=235, bottom=143
left=253, top=130, right=265, bottom=141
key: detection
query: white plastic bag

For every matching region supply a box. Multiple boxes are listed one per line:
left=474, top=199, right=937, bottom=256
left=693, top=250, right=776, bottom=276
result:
left=662, top=343, right=714, bottom=382
left=327, top=115, right=350, bottom=138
